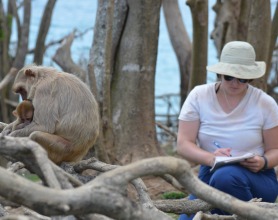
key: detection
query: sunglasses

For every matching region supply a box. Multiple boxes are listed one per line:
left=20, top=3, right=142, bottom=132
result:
left=223, top=75, right=250, bottom=83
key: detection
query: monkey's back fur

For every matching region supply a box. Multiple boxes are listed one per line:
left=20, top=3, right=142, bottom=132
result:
left=9, top=65, right=99, bottom=164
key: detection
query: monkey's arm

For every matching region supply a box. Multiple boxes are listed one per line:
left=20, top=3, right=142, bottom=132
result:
left=9, top=122, right=50, bottom=137
left=0, top=122, right=7, bottom=132
left=1, top=122, right=16, bottom=135
left=9, top=92, right=58, bottom=137
left=13, top=121, right=31, bottom=131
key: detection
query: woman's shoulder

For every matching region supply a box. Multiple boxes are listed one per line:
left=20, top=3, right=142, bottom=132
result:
left=191, top=83, right=215, bottom=94
left=248, top=85, right=277, bottom=105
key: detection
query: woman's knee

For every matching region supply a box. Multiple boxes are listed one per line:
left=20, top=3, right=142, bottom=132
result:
left=209, top=165, right=249, bottom=190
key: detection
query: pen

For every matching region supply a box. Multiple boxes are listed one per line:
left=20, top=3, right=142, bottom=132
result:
left=213, top=141, right=223, bottom=149
left=213, top=141, right=232, bottom=156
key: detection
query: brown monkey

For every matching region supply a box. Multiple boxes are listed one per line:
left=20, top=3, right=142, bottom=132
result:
left=5, top=64, right=99, bottom=164
left=1, top=100, right=34, bottom=134
left=12, top=99, right=34, bottom=131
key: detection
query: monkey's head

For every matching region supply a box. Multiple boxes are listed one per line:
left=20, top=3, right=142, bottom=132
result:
left=13, top=100, right=34, bottom=122
left=13, top=67, right=39, bottom=100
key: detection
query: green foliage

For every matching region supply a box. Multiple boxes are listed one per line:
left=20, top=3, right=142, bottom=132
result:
left=22, top=173, right=41, bottom=183
left=162, top=191, right=186, bottom=200
left=167, top=213, right=179, bottom=219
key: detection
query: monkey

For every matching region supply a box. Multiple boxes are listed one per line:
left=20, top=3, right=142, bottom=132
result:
left=2, top=64, right=99, bottom=164
left=12, top=99, right=34, bottom=131
left=1, top=100, right=34, bottom=134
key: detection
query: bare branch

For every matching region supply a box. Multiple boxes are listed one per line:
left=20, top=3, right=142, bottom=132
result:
left=0, top=153, right=277, bottom=219
left=52, top=31, right=86, bottom=82
left=13, top=0, right=30, bottom=69
left=0, top=67, right=18, bottom=91
left=51, top=162, right=83, bottom=188
left=156, top=121, right=177, bottom=139
left=0, top=135, right=61, bottom=189
left=28, top=27, right=93, bottom=54
left=33, top=0, right=57, bottom=65
left=74, top=158, right=158, bottom=208
left=154, top=198, right=213, bottom=215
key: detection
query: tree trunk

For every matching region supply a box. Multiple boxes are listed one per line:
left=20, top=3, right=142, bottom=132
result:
left=33, top=0, right=57, bottom=65
left=210, top=0, right=241, bottom=57
left=266, top=2, right=278, bottom=77
left=0, top=0, right=10, bottom=122
left=10, top=0, right=22, bottom=61
left=237, top=0, right=251, bottom=41
left=13, top=0, right=30, bottom=70
left=162, top=0, right=192, bottom=106
left=0, top=0, right=10, bottom=75
left=247, top=0, right=271, bottom=91
left=0, top=0, right=31, bottom=123
left=89, top=0, right=128, bottom=163
left=111, top=0, right=162, bottom=164
left=187, top=0, right=208, bottom=91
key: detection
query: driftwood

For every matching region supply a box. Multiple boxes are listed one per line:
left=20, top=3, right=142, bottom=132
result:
left=0, top=135, right=278, bottom=220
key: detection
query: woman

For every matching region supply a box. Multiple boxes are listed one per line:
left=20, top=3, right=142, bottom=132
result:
left=177, top=41, right=278, bottom=219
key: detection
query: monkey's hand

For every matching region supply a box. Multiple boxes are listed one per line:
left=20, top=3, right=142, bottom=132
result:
left=1, top=129, right=11, bottom=136
left=9, top=123, right=47, bottom=137
left=1, top=123, right=13, bottom=136
left=9, top=129, right=28, bottom=137
left=0, top=122, right=7, bottom=132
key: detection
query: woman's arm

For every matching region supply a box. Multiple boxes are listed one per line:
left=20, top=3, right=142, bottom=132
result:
left=177, top=120, right=230, bottom=167
left=241, top=126, right=278, bottom=172
left=262, top=126, right=278, bottom=168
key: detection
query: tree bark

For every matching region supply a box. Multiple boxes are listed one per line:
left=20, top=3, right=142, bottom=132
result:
left=52, top=31, right=87, bottom=82
left=0, top=1, right=10, bottom=123
left=186, top=0, right=208, bottom=91
left=12, top=0, right=30, bottom=70
left=0, top=0, right=31, bottom=124
left=162, top=0, right=192, bottom=106
left=33, top=0, right=57, bottom=65
left=89, top=0, right=128, bottom=163
left=247, top=0, right=271, bottom=91
left=237, top=0, right=251, bottom=41
left=9, top=0, right=21, bottom=60
left=111, top=0, right=162, bottom=163
left=210, top=0, right=241, bottom=57
left=0, top=0, right=10, bottom=74
left=266, top=2, right=278, bottom=77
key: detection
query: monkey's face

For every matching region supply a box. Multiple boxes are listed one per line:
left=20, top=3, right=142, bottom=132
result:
left=13, top=68, right=37, bottom=100
left=21, top=110, right=33, bottom=122
left=13, top=100, right=34, bottom=122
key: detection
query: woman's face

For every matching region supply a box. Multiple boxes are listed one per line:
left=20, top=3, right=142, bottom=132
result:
left=221, top=75, right=249, bottom=95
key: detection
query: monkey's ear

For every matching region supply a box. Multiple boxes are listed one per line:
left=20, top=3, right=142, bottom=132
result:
left=25, top=69, right=36, bottom=78
left=12, top=110, right=18, bottom=117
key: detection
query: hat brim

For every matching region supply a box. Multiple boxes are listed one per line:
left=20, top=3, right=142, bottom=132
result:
left=206, top=61, right=266, bottom=79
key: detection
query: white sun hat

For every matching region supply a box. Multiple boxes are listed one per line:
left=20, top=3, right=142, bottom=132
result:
left=206, top=41, right=266, bottom=79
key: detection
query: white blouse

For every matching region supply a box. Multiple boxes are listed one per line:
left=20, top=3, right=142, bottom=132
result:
left=179, top=83, right=278, bottom=156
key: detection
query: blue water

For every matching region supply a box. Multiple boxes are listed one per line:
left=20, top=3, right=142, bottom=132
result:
left=9, top=1, right=217, bottom=91
left=4, top=0, right=277, bottom=117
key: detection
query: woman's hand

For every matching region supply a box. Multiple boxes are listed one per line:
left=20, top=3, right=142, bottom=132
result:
left=240, top=155, right=265, bottom=173
left=213, top=148, right=232, bottom=157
